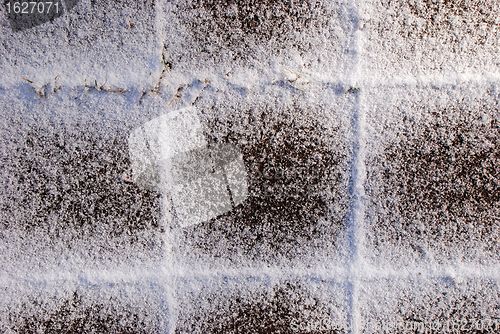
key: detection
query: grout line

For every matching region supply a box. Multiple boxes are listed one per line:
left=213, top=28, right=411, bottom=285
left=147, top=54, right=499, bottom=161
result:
left=0, top=72, right=498, bottom=95
left=347, top=91, right=365, bottom=334
left=152, top=2, right=179, bottom=333
left=1, top=4, right=498, bottom=333
left=1, top=263, right=498, bottom=287
left=344, top=0, right=365, bottom=332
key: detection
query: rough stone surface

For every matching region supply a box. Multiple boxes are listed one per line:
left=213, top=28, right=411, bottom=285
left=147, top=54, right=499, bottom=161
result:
left=0, top=87, right=165, bottom=273
left=0, top=0, right=161, bottom=88
left=363, top=84, right=499, bottom=265
left=360, top=0, right=500, bottom=77
left=161, top=0, right=353, bottom=80
left=0, top=0, right=498, bottom=332
left=175, top=278, right=349, bottom=334
left=173, top=85, right=353, bottom=267
left=1, top=282, right=169, bottom=334
left=360, top=278, right=499, bottom=333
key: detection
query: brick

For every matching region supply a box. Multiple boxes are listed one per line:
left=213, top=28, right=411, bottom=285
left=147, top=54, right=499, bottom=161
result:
left=175, top=277, right=350, bottom=333
left=0, top=0, right=161, bottom=88
left=172, top=84, right=354, bottom=267
left=0, top=86, right=166, bottom=273
left=161, top=0, right=354, bottom=80
left=359, top=278, right=499, bottom=333
left=360, top=0, right=499, bottom=77
left=363, top=83, right=499, bottom=265
left=1, top=281, right=170, bottom=333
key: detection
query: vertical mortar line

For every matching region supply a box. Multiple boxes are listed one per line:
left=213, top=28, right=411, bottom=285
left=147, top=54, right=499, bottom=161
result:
left=348, top=90, right=366, bottom=334
left=152, top=1, right=178, bottom=333
left=345, top=0, right=365, bottom=333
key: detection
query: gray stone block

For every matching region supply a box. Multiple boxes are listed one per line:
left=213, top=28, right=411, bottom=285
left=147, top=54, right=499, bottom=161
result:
left=161, top=0, right=354, bottom=80
left=363, top=83, right=499, bottom=265
left=360, top=278, right=499, bottom=333
left=175, top=277, right=350, bottom=334
left=0, top=0, right=161, bottom=88
left=172, top=84, right=354, bottom=267
left=0, top=86, right=165, bottom=274
left=360, top=0, right=499, bottom=77
left=1, top=281, right=170, bottom=333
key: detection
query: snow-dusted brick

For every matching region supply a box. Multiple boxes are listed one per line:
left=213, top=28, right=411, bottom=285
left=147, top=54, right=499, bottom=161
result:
left=359, top=0, right=499, bottom=77
left=0, top=86, right=166, bottom=274
left=175, top=277, right=350, bottom=334
left=363, top=83, right=499, bottom=266
left=160, top=0, right=354, bottom=81
left=0, top=0, right=161, bottom=89
left=171, top=84, right=354, bottom=268
left=360, top=278, right=499, bottom=333
left=1, top=281, right=170, bottom=333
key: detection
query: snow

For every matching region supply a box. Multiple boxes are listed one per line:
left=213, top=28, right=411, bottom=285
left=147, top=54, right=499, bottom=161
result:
left=0, top=0, right=498, bottom=333
left=363, top=83, right=499, bottom=267
left=359, top=0, right=500, bottom=78
left=160, top=0, right=355, bottom=84
left=360, top=277, right=499, bottom=333
left=170, top=83, right=354, bottom=269
left=129, top=107, right=249, bottom=227
left=0, top=0, right=162, bottom=90
left=0, top=86, right=166, bottom=275
left=173, top=276, right=350, bottom=333
left=0, top=280, right=170, bottom=334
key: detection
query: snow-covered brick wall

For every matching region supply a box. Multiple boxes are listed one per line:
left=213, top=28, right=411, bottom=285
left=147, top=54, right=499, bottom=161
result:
left=0, top=0, right=498, bottom=333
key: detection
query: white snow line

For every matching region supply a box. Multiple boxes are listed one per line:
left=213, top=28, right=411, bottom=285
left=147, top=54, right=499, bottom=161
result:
left=151, top=6, right=180, bottom=333
left=357, top=263, right=500, bottom=281
left=172, top=265, right=351, bottom=282
left=0, top=267, right=163, bottom=287
left=356, top=72, right=500, bottom=88
left=0, top=72, right=498, bottom=94
left=0, top=263, right=498, bottom=287
left=344, top=0, right=365, bottom=333
left=347, top=91, right=367, bottom=334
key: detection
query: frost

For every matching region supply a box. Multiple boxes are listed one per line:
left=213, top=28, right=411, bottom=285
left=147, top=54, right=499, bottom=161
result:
left=0, top=281, right=170, bottom=334
left=360, top=278, right=499, bottom=334
left=359, top=0, right=500, bottom=78
left=0, top=0, right=161, bottom=89
left=174, top=278, right=350, bottom=334
left=0, top=87, right=165, bottom=275
left=160, top=0, right=353, bottom=81
left=363, top=83, right=499, bottom=266
left=0, top=0, right=499, bottom=332
left=172, top=85, right=354, bottom=267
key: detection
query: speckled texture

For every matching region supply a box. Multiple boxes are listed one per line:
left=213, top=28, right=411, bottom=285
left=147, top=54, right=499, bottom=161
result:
left=363, top=84, right=499, bottom=265
left=0, top=0, right=498, bottom=333
left=360, top=278, right=499, bottom=334
left=173, top=85, right=353, bottom=267
left=174, top=278, right=350, bottom=334
left=161, top=0, right=353, bottom=79
left=360, top=0, right=500, bottom=77
left=0, top=0, right=161, bottom=88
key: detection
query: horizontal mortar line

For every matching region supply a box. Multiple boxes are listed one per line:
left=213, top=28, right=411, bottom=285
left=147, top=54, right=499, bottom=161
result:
left=355, top=72, right=500, bottom=88
left=0, top=72, right=498, bottom=94
left=258, top=70, right=500, bottom=90
left=0, top=267, right=164, bottom=287
left=172, top=265, right=350, bottom=281
left=1, top=263, right=498, bottom=287
left=357, top=263, right=500, bottom=281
